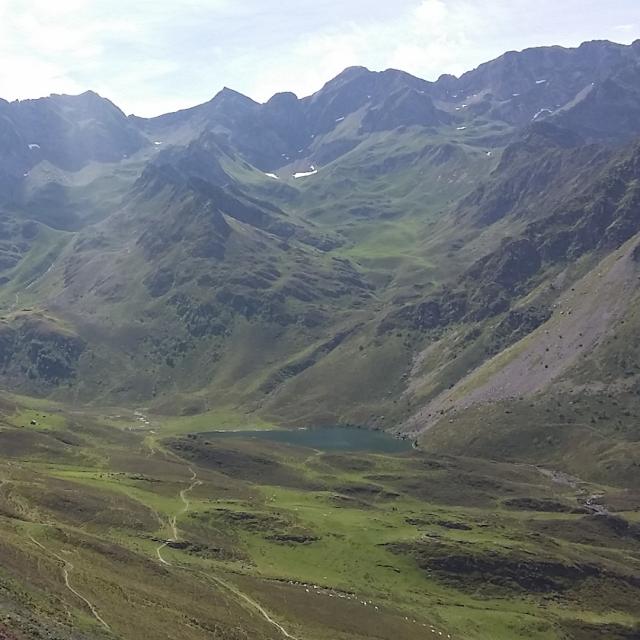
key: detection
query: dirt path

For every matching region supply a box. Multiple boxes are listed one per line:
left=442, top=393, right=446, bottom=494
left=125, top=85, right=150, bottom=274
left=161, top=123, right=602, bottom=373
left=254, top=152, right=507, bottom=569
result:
left=205, top=573, right=299, bottom=640
left=28, top=534, right=110, bottom=631
left=145, top=435, right=158, bottom=458
left=155, top=466, right=202, bottom=566
left=152, top=452, right=300, bottom=639
left=178, top=467, right=202, bottom=528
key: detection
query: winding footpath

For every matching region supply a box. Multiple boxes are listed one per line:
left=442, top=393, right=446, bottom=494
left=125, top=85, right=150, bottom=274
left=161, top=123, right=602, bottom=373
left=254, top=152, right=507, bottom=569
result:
left=205, top=573, right=299, bottom=640
left=28, top=534, right=110, bottom=631
left=155, top=466, right=202, bottom=566
left=154, top=457, right=299, bottom=639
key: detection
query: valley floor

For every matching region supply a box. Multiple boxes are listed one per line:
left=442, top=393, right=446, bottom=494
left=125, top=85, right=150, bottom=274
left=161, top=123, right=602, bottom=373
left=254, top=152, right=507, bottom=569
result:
left=0, top=401, right=638, bottom=640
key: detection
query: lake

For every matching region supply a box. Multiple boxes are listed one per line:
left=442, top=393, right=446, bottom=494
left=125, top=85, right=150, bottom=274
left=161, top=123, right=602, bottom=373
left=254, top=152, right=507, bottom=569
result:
left=199, top=426, right=413, bottom=454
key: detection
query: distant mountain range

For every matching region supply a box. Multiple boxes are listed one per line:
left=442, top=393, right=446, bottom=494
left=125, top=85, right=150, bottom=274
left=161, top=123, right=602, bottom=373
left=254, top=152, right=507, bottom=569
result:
left=2, top=38, right=640, bottom=487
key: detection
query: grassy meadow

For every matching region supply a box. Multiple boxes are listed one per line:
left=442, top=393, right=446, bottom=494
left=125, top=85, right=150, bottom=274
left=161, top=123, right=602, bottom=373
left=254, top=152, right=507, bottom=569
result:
left=0, top=395, right=637, bottom=640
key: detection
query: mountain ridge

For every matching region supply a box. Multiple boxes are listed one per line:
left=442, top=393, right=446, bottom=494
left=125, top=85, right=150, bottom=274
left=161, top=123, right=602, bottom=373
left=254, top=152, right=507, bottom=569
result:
left=1, top=38, right=640, bottom=490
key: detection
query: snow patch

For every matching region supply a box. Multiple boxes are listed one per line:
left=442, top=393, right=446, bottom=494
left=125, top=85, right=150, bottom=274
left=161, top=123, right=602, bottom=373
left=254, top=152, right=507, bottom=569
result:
left=486, top=151, right=492, bottom=157
left=265, top=173, right=279, bottom=180
left=456, top=126, right=467, bottom=130
left=512, top=93, right=520, bottom=97
left=335, top=116, right=345, bottom=122
left=293, top=165, right=318, bottom=179
left=154, top=141, right=163, bottom=146
left=536, top=79, right=547, bottom=84
left=28, top=143, right=40, bottom=150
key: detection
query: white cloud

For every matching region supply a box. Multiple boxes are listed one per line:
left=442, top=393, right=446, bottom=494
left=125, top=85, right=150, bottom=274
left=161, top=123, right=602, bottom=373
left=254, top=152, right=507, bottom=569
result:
left=414, top=0, right=448, bottom=26
left=245, top=1, right=493, bottom=101
left=247, top=0, right=640, bottom=103
left=614, top=23, right=638, bottom=32
left=0, top=0, right=638, bottom=115
left=0, top=56, right=83, bottom=100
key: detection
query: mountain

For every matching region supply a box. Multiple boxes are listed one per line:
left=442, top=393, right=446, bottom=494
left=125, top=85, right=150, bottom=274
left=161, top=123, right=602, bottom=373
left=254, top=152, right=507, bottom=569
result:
left=0, top=90, right=147, bottom=181
left=3, top=37, right=640, bottom=640
left=2, top=39, right=640, bottom=482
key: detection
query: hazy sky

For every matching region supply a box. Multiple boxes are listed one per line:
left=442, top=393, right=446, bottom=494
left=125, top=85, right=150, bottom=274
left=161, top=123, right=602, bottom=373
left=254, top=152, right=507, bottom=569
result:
left=1, top=0, right=639, bottom=117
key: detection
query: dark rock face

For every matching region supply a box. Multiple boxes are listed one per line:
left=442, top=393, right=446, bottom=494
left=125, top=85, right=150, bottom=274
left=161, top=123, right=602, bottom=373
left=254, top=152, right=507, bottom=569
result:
left=434, top=520, right=473, bottom=531
left=381, top=239, right=542, bottom=334
left=137, top=64, right=439, bottom=170
left=0, top=91, right=148, bottom=173
left=361, top=89, right=451, bottom=133
left=386, top=540, right=602, bottom=593
left=304, top=66, right=420, bottom=134
left=382, top=288, right=468, bottom=334
left=151, top=132, right=234, bottom=187
left=423, top=552, right=600, bottom=592
left=438, top=39, right=640, bottom=128
left=531, top=141, right=640, bottom=261
left=143, top=268, right=175, bottom=298
left=553, top=62, right=640, bottom=143
left=136, top=192, right=231, bottom=262
left=488, top=306, right=552, bottom=353
left=266, top=534, right=320, bottom=544
left=0, top=317, right=85, bottom=388
left=592, top=514, right=640, bottom=540
left=465, top=238, right=541, bottom=291
left=503, top=497, right=577, bottom=513
left=382, top=135, right=640, bottom=343
left=561, top=620, right=640, bottom=640
left=260, top=91, right=311, bottom=158
left=458, top=124, right=592, bottom=227
left=169, top=295, right=228, bottom=338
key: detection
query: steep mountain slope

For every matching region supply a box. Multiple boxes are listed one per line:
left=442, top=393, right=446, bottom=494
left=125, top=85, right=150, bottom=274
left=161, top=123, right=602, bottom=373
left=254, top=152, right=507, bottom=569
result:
left=552, top=60, right=640, bottom=142
left=0, top=91, right=147, bottom=182
left=134, top=65, right=455, bottom=178
left=433, top=39, right=640, bottom=130
left=392, top=135, right=640, bottom=486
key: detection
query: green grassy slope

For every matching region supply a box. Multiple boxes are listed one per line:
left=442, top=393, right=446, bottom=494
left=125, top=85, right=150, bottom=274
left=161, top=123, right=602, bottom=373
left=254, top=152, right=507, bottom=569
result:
left=0, top=395, right=637, bottom=640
